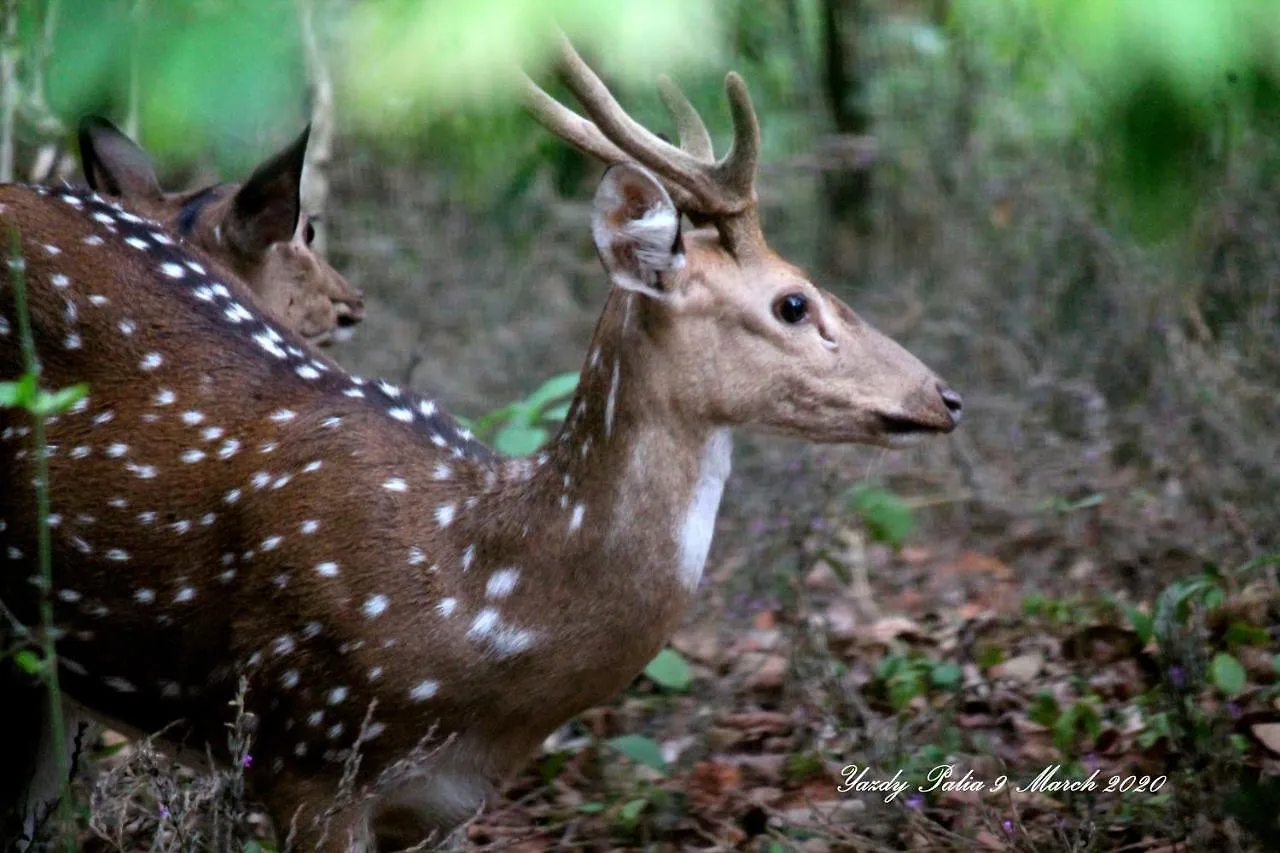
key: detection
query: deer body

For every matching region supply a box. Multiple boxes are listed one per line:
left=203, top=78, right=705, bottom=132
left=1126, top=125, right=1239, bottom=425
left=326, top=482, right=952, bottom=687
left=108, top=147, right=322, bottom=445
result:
left=2, top=38, right=961, bottom=851
left=0, top=187, right=734, bottom=846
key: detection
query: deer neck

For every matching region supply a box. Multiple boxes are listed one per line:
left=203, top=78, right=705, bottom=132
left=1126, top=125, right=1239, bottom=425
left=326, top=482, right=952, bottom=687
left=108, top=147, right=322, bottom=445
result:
left=415, top=289, right=730, bottom=721
left=533, top=288, right=731, bottom=601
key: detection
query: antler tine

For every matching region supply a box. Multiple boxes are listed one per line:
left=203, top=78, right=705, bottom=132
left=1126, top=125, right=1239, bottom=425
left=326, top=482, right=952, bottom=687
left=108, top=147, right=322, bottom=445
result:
left=716, top=72, right=762, bottom=203
left=657, top=75, right=714, bottom=161
left=550, top=35, right=754, bottom=216
left=520, top=71, right=699, bottom=211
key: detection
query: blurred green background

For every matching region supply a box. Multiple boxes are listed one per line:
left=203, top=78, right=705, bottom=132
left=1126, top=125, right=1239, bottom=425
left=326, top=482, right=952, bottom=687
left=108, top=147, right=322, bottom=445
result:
left=4, top=0, right=1276, bottom=582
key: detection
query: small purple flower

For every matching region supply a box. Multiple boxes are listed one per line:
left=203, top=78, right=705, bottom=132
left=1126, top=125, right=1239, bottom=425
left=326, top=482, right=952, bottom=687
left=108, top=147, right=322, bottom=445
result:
left=159, top=806, right=171, bottom=820
left=1083, top=753, right=1099, bottom=772
left=1002, top=819, right=1014, bottom=834
left=809, top=517, right=827, bottom=531
left=906, top=794, right=924, bottom=810
left=1169, top=666, right=1185, bottom=687
left=242, top=753, right=254, bottom=768
left=748, top=518, right=767, bottom=536
left=1227, top=702, right=1242, bottom=721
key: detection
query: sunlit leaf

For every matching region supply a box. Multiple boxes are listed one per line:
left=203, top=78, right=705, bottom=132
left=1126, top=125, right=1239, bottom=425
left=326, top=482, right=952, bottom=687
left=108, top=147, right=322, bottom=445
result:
left=1210, top=652, right=1247, bottom=697
left=605, top=734, right=666, bottom=773
left=494, top=424, right=547, bottom=456
left=643, top=648, right=691, bottom=691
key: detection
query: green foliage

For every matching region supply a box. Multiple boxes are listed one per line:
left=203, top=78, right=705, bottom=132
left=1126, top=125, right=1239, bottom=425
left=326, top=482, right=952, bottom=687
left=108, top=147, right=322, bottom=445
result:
left=956, top=0, right=1280, bottom=235
left=1209, top=652, right=1247, bottom=697
left=643, top=648, right=692, bottom=692
left=343, top=0, right=726, bottom=125
left=467, top=370, right=579, bottom=456
left=605, top=734, right=667, bottom=774
left=845, top=484, right=915, bottom=549
left=873, top=651, right=962, bottom=711
left=47, top=0, right=307, bottom=174
left=13, top=648, right=47, bottom=676
left=0, top=376, right=88, bottom=416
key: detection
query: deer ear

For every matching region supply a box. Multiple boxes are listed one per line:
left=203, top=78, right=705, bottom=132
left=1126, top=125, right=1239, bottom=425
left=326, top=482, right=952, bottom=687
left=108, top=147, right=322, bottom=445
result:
left=591, top=164, right=684, bottom=299
left=78, top=116, right=163, bottom=201
left=223, top=124, right=310, bottom=257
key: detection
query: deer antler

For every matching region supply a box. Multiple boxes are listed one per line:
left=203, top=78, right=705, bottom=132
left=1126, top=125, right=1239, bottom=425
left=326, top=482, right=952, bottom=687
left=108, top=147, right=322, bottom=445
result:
left=520, top=34, right=764, bottom=253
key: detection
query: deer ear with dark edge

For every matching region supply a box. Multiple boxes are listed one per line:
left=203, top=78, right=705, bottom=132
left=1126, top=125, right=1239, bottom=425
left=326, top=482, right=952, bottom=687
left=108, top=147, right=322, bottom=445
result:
left=78, top=116, right=163, bottom=201
left=591, top=163, right=684, bottom=299
left=223, top=124, right=311, bottom=257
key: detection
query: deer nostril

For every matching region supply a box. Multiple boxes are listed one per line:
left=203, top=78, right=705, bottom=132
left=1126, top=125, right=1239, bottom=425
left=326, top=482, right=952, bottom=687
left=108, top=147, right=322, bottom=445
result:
left=939, top=386, right=963, bottom=418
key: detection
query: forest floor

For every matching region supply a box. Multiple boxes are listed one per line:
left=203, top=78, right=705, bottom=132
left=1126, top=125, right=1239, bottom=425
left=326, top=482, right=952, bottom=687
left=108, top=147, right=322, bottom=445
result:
left=61, top=473, right=1280, bottom=853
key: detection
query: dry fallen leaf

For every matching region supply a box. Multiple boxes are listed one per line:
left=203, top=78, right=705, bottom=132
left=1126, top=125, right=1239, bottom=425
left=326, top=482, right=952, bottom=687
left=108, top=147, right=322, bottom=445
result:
left=991, top=652, right=1044, bottom=683
left=1249, top=722, right=1280, bottom=756
left=744, top=654, right=788, bottom=691
left=862, top=616, right=927, bottom=645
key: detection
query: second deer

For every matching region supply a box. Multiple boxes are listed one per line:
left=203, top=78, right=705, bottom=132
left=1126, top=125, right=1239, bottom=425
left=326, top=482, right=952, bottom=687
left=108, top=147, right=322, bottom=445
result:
left=0, top=37, right=961, bottom=851
left=78, top=116, right=366, bottom=346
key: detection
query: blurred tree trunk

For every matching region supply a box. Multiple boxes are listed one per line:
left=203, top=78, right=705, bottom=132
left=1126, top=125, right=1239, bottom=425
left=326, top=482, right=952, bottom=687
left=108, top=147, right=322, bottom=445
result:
left=821, top=0, right=873, bottom=236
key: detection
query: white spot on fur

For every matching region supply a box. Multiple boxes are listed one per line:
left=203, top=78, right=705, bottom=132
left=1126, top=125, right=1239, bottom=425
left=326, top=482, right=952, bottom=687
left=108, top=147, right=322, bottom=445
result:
left=408, top=680, right=438, bottom=702
left=486, top=568, right=520, bottom=599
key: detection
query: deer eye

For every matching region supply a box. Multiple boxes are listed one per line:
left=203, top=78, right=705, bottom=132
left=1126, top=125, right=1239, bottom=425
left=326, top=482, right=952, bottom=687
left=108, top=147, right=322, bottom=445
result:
left=774, top=293, right=809, bottom=325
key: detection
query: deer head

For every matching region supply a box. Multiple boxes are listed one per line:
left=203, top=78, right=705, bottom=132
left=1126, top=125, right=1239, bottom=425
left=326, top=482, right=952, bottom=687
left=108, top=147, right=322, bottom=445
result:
left=522, top=37, right=961, bottom=446
left=78, top=116, right=365, bottom=346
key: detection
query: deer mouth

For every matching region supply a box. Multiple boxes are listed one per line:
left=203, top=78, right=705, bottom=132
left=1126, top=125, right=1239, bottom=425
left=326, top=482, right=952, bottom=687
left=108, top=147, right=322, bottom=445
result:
left=876, top=412, right=952, bottom=437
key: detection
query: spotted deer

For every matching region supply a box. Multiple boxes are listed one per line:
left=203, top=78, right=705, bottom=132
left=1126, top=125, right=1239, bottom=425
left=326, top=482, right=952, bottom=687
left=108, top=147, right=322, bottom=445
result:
left=78, top=115, right=365, bottom=346
left=0, top=37, right=961, bottom=852
left=1, top=116, right=373, bottom=848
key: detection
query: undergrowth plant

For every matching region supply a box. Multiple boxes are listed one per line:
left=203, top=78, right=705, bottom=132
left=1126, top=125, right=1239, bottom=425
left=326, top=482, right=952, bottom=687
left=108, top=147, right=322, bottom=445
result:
left=1, top=229, right=88, bottom=851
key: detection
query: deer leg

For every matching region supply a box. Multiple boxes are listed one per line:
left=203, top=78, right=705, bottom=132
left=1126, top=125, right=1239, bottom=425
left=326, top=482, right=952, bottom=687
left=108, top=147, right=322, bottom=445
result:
left=257, top=771, right=375, bottom=853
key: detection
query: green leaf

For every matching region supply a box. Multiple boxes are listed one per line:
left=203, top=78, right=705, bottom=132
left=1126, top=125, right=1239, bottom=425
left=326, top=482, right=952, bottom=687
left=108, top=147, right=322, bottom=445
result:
left=1225, top=620, right=1269, bottom=649
left=494, top=424, right=547, bottom=456
left=1022, top=593, right=1049, bottom=617
left=523, top=371, right=580, bottom=412
left=977, top=644, right=1004, bottom=670
left=0, top=381, right=19, bottom=407
left=6, top=373, right=38, bottom=410
left=846, top=485, right=915, bottom=548
left=930, top=662, right=962, bottom=689
left=1272, top=654, right=1280, bottom=676
left=618, top=797, right=648, bottom=822
left=1127, top=607, right=1154, bottom=645
left=606, top=734, right=667, bottom=774
left=31, top=384, right=89, bottom=416
left=14, top=650, right=45, bottom=676
left=577, top=801, right=606, bottom=814
left=643, top=648, right=692, bottom=691
left=888, top=671, right=924, bottom=710
left=542, top=402, right=571, bottom=422
left=1028, top=691, right=1060, bottom=728
left=1210, top=652, right=1247, bottom=697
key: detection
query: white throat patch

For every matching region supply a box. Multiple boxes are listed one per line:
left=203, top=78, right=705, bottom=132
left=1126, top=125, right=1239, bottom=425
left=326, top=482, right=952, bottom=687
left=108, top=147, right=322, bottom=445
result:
left=676, top=428, right=733, bottom=592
